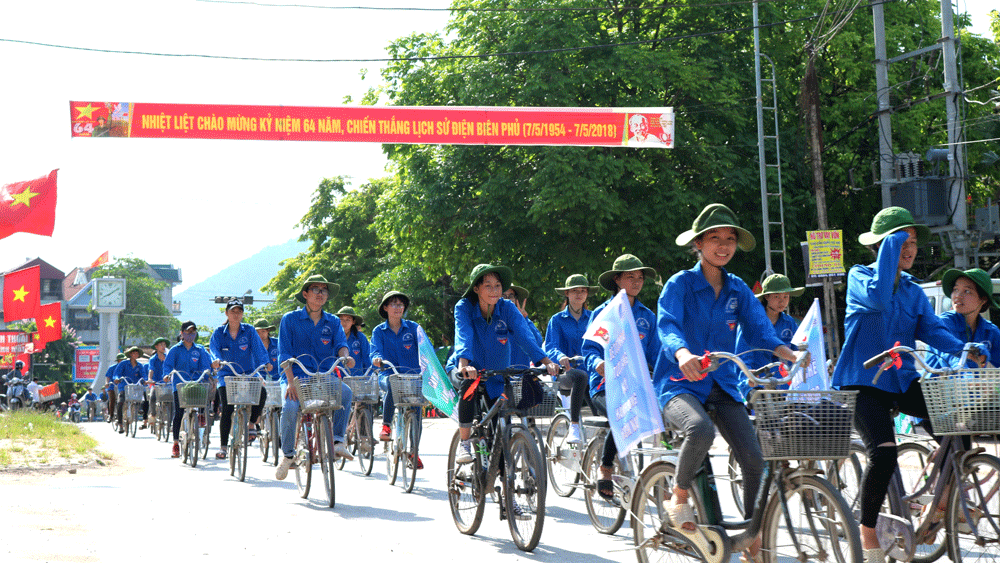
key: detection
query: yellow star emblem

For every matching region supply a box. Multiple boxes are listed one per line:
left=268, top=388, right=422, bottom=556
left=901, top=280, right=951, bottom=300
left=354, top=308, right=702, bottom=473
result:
left=12, top=285, right=29, bottom=302
left=43, top=316, right=56, bottom=328
left=75, top=103, right=97, bottom=120
left=10, top=186, right=39, bottom=208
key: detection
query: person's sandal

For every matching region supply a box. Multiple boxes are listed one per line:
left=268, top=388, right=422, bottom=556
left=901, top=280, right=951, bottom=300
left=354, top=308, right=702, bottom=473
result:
left=597, top=479, right=615, bottom=501
left=667, top=499, right=696, bottom=532
left=215, top=450, right=227, bottom=460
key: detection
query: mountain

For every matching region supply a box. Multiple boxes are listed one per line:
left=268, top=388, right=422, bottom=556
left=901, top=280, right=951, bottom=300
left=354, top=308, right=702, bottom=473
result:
left=174, top=238, right=309, bottom=327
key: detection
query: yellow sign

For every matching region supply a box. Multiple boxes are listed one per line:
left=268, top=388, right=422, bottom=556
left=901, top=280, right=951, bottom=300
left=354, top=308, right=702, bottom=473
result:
left=806, top=230, right=846, bottom=277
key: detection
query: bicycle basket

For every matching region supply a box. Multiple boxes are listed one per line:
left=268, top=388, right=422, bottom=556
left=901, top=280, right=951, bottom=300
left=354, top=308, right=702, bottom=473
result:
left=294, top=374, right=342, bottom=413
left=389, top=374, right=426, bottom=407
left=264, top=381, right=282, bottom=408
left=177, top=382, right=211, bottom=409
left=124, top=384, right=145, bottom=402
left=345, top=375, right=379, bottom=404
left=511, top=377, right=557, bottom=417
left=922, top=369, right=1000, bottom=435
left=751, top=389, right=857, bottom=460
left=155, top=383, right=174, bottom=404
left=226, top=376, right=263, bottom=406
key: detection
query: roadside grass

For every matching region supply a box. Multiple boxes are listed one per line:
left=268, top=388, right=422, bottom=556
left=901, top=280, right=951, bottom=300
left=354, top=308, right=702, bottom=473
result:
left=0, top=410, right=105, bottom=468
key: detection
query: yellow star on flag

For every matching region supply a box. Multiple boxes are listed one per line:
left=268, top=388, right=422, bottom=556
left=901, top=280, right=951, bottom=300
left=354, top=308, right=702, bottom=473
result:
left=75, top=103, right=97, bottom=120
left=10, top=186, right=39, bottom=208
left=12, top=285, right=29, bottom=302
left=43, top=316, right=56, bottom=328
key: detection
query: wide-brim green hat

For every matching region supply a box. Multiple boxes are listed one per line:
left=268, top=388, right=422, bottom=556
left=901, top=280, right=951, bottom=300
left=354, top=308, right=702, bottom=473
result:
left=858, top=206, right=931, bottom=247
left=463, top=264, right=513, bottom=300
left=675, top=203, right=756, bottom=252
left=555, top=274, right=600, bottom=295
left=294, top=274, right=341, bottom=303
left=508, top=285, right=529, bottom=301
left=336, top=305, right=367, bottom=326
left=152, top=337, right=170, bottom=347
left=755, top=274, right=805, bottom=298
left=252, top=318, right=276, bottom=332
left=942, top=268, right=999, bottom=309
left=124, top=346, right=144, bottom=358
left=115, top=353, right=126, bottom=361
left=598, top=254, right=657, bottom=292
left=377, top=291, right=410, bottom=319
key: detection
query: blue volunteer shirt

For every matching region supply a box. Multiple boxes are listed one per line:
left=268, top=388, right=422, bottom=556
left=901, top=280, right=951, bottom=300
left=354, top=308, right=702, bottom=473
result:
left=926, top=311, right=1000, bottom=370
left=582, top=296, right=659, bottom=397
left=262, top=337, right=280, bottom=380
left=147, top=353, right=167, bottom=384
left=210, top=322, right=269, bottom=386
left=447, top=297, right=549, bottom=399
left=544, top=307, right=593, bottom=363
left=511, top=318, right=543, bottom=368
left=114, top=360, right=146, bottom=393
left=163, top=342, right=215, bottom=391
left=344, top=330, right=372, bottom=377
left=371, top=319, right=422, bottom=374
left=832, top=230, right=967, bottom=393
left=654, top=262, right=784, bottom=407
left=735, top=311, right=799, bottom=396
left=277, top=307, right=349, bottom=384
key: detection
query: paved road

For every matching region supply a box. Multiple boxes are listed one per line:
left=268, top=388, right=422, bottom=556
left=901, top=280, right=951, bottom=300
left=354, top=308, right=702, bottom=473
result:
left=0, top=414, right=741, bottom=563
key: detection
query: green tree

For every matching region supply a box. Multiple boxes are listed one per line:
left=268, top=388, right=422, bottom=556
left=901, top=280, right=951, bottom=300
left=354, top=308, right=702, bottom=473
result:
left=93, top=257, right=180, bottom=348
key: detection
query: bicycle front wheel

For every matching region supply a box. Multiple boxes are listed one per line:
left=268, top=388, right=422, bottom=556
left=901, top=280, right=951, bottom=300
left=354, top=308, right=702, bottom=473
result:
left=337, top=410, right=351, bottom=471
left=293, top=417, right=312, bottom=498
left=401, top=411, right=420, bottom=493
left=187, top=412, right=200, bottom=468
left=946, top=452, right=1000, bottom=563
left=357, top=408, right=375, bottom=476
left=583, top=432, right=625, bottom=534
left=386, top=416, right=399, bottom=486
left=631, top=460, right=708, bottom=563
left=124, top=404, right=134, bottom=437
left=270, top=408, right=281, bottom=467
left=317, top=414, right=336, bottom=508
left=447, top=429, right=485, bottom=535
left=761, top=473, right=861, bottom=563
left=237, top=409, right=249, bottom=482
left=545, top=413, right=579, bottom=498
left=896, top=440, right=945, bottom=563
left=259, top=409, right=271, bottom=463
left=504, top=428, right=546, bottom=552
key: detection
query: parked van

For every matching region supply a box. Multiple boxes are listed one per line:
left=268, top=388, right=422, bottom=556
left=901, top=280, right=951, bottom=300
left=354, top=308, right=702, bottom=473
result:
left=920, top=277, right=1000, bottom=319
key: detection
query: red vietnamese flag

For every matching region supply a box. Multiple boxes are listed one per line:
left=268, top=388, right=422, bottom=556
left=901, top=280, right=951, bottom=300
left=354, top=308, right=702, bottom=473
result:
left=90, top=251, right=109, bottom=269
left=0, top=170, right=58, bottom=241
left=3, top=266, right=41, bottom=323
left=37, top=302, right=62, bottom=347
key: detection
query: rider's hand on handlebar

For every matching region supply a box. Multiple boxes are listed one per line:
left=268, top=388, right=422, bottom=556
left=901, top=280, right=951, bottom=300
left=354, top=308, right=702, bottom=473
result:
left=372, top=358, right=382, bottom=368
left=676, top=348, right=707, bottom=382
left=459, top=365, right=478, bottom=380
left=211, top=360, right=220, bottom=370
left=341, top=356, right=356, bottom=369
left=541, top=358, right=559, bottom=377
left=559, top=357, right=571, bottom=371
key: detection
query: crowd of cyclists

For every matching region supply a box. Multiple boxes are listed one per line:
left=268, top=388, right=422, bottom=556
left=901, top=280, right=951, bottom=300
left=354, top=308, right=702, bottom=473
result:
left=51, top=202, right=1000, bottom=563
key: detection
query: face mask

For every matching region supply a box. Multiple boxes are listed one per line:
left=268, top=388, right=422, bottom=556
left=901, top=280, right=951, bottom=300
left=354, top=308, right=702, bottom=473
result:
left=182, top=332, right=197, bottom=343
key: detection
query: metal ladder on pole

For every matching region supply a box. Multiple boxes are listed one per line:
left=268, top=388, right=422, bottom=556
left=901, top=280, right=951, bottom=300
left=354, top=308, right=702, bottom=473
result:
left=755, top=51, right=789, bottom=278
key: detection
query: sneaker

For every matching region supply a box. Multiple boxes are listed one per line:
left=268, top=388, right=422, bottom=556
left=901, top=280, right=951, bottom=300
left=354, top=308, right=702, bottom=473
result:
left=456, top=439, right=474, bottom=464
left=380, top=424, right=391, bottom=441
left=863, top=547, right=886, bottom=563
left=171, top=443, right=180, bottom=458
left=559, top=393, right=572, bottom=412
left=276, top=456, right=295, bottom=480
left=566, top=424, right=583, bottom=445
left=334, top=442, right=354, bottom=461
left=409, top=454, right=424, bottom=470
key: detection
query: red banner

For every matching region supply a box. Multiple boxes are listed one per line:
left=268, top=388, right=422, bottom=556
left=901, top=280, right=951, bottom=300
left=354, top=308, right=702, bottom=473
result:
left=74, top=346, right=101, bottom=382
left=70, top=102, right=674, bottom=148
left=0, top=331, right=31, bottom=369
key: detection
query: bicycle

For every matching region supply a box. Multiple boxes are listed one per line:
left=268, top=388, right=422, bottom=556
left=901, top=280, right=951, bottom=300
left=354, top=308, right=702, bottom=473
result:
left=154, top=383, right=175, bottom=442
left=281, top=356, right=348, bottom=509
left=122, top=383, right=144, bottom=438
left=631, top=350, right=862, bottom=563
left=542, top=355, right=590, bottom=499
left=173, top=370, right=216, bottom=468
left=343, top=366, right=379, bottom=475
left=863, top=344, right=1000, bottom=563
left=382, top=361, right=426, bottom=493
left=446, top=365, right=556, bottom=552
left=220, top=362, right=268, bottom=482
left=258, top=376, right=282, bottom=466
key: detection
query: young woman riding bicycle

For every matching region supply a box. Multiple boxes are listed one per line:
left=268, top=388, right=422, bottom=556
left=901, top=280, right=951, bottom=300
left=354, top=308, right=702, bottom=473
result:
left=447, top=264, right=560, bottom=464
left=656, top=203, right=797, bottom=563
left=734, top=273, right=803, bottom=394
left=830, top=207, right=985, bottom=563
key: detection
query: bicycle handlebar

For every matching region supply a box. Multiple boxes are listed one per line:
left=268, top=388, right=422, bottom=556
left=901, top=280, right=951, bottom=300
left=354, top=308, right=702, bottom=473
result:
left=278, top=356, right=348, bottom=378
left=701, top=350, right=810, bottom=388
left=864, top=343, right=976, bottom=385
left=166, top=369, right=215, bottom=384
left=215, top=361, right=270, bottom=378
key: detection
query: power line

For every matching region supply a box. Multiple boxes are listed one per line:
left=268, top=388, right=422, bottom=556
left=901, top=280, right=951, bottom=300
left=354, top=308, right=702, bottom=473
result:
left=0, top=11, right=829, bottom=63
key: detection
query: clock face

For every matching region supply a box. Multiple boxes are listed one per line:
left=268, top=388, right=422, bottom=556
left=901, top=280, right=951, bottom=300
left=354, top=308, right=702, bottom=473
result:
left=96, top=280, right=125, bottom=308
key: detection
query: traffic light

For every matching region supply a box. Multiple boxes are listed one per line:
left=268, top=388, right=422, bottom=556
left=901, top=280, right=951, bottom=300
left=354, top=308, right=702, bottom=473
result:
left=212, top=296, right=254, bottom=304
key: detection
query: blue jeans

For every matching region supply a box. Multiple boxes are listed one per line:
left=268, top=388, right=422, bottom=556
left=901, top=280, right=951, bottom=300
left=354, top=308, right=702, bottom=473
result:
left=379, top=373, right=395, bottom=425
left=279, top=380, right=353, bottom=458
